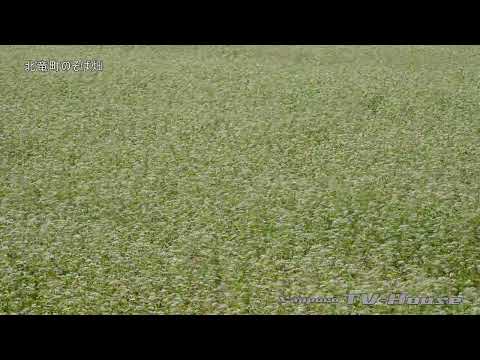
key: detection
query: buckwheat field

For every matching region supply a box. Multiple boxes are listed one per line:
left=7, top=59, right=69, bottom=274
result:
left=1, top=45, right=479, bottom=314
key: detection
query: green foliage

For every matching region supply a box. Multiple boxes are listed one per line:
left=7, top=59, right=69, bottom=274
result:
left=1, top=45, right=479, bottom=314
